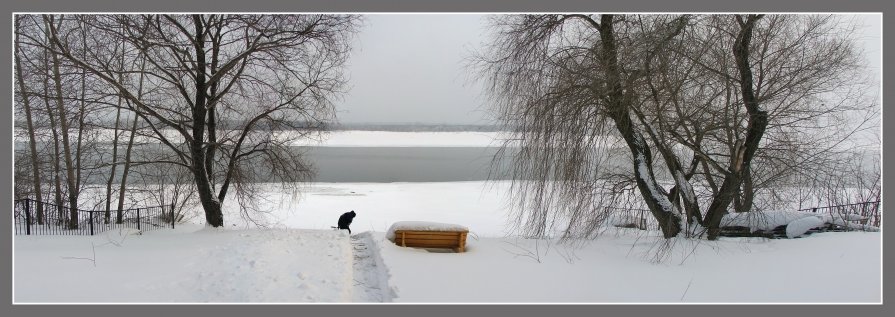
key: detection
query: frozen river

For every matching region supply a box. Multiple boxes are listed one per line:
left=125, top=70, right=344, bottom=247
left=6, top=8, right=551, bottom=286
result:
left=305, top=146, right=510, bottom=182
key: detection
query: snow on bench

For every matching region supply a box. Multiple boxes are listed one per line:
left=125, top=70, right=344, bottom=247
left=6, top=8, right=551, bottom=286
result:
left=386, top=221, right=469, bottom=253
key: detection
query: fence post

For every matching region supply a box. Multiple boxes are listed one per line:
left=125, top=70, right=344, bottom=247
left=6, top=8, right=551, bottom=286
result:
left=171, top=203, right=175, bottom=229
left=24, top=199, right=31, bottom=235
left=137, top=208, right=141, bottom=231
left=89, top=211, right=94, bottom=236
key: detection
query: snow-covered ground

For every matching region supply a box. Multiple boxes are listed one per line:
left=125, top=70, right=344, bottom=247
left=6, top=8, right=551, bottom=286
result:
left=14, top=181, right=882, bottom=304
left=373, top=230, right=881, bottom=303
left=250, top=182, right=514, bottom=237
left=291, top=131, right=509, bottom=147
left=14, top=226, right=358, bottom=303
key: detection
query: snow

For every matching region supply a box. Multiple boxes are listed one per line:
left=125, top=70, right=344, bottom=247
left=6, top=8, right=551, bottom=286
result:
left=11, top=130, right=882, bottom=303
left=14, top=226, right=355, bottom=302
left=291, top=131, right=510, bottom=147
left=385, top=221, right=469, bottom=241
left=673, top=170, right=696, bottom=204
left=785, top=216, right=826, bottom=238
left=823, top=217, right=881, bottom=232
left=840, top=213, right=869, bottom=221
left=821, top=213, right=870, bottom=222
left=634, top=153, right=672, bottom=213
left=721, top=210, right=819, bottom=232
left=374, top=229, right=879, bottom=303
left=720, top=210, right=880, bottom=234
left=250, top=182, right=511, bottom=238
left=14, top=181, right=881, bottom=303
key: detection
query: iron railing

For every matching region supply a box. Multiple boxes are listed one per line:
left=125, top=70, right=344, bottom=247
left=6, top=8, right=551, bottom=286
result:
left=13, top=198, right=175, bottom=236
left=799, top=200, right=881, bottom=228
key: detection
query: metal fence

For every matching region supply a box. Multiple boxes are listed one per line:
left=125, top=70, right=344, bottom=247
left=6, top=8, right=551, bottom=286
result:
left=799, top=200, right=882, bottom=228
left=13, top=199, right=175, bottom=236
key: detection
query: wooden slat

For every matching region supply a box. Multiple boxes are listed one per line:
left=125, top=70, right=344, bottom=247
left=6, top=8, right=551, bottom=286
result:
left=398, top=233, right=461, bottom=240
left=398, top=238, right=459, bottom=244
left=394, top=230, right=467, bottom=235
left=398, top=233, right=460, bottom=239
left=397, top=238, right=460, bottom=245
left=402, top=243, right=457, bottom=248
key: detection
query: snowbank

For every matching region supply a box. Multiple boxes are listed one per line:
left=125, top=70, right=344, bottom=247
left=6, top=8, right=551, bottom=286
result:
left=785, top=216, right=826, bottom=238
left=720, top=210, right=819, bottom=232
left=385, top=221, right=469, bottom=241
left=720, top=210, right=879, bottom=235
left=823, top=217, right=880, bottom=232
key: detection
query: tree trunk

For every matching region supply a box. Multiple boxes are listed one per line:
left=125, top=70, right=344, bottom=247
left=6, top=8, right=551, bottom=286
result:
left=48, top=32, right=80, bottom=229
left=116, top=115, right=138, bottom=223
left=703, top=15, right=769, bottom=240
left=14, top=23, right=44, bottom=224
left=191, top=15, right=225, bottom=227
left=116, top=56, right=146, bottom=223
left=735, top=166, right=755, bottom=213
left=206, top=24, right=221, bottom=190
left=105, top=41, right=127, bottom=224
left=104, top=106, right=121, bottom=223
left=599, top=14, right=681, bottom=238
left=74, top=23, right=88, bottom=203
left=41, top=44, right=65, bottom=225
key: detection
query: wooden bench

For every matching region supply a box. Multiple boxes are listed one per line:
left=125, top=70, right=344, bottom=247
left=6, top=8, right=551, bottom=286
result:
left=393, top=229, right=468, bottom=253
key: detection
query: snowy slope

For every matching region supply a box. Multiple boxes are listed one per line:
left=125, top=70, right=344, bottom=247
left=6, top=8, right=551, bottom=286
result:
left=14, top=226, right=354, bottom=303
left=14, top=225, right=881, bottom=303
left=14, top=182, right=883, bottom=303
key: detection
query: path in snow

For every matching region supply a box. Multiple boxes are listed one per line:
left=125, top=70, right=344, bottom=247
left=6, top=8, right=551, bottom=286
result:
left=350, top=232, right=394, bottom=302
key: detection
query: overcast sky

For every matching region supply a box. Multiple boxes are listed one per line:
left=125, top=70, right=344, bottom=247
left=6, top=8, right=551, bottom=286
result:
left=336, top=14, right=489, bottom=125
left=335, top=14, right=882, bottom=125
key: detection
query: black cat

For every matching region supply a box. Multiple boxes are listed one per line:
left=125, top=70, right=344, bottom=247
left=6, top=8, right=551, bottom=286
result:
left=337, top=210, right=356, bottom=234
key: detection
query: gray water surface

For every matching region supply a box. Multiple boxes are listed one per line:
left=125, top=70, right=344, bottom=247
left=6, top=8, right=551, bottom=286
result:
left=15, top=142, right=516, bottom=184
left=307, top=147, right=511, bottom=182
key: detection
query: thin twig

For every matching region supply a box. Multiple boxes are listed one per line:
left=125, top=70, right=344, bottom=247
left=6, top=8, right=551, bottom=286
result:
left=61, top=242, right=96, bottom=267
left=680, top=276, right=694, bottom=301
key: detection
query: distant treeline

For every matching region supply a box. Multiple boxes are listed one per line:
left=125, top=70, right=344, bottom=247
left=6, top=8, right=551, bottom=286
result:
left=14, top=118, right=506, bottom=132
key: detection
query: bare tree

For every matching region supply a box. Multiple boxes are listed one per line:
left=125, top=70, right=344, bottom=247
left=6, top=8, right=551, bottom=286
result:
left=14, top=15, right=45, bottom=223
left=647, top=15, right=877, bottom=239
left=23, top=14, right=360, bottom=227
left=474, top=14, right=687, bottom=238
left=474, top=14, right=876, bottom=240
left=103, top=35, right=128, bottom=224
left=45, top=15, right=83, bottom=228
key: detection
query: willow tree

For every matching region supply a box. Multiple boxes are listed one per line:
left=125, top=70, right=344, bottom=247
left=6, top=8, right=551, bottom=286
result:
left=28, top=14, right=359, bottom=227
left=475, top=14, right=872, bottom=240
left=475, top=14, right=688, bottom=238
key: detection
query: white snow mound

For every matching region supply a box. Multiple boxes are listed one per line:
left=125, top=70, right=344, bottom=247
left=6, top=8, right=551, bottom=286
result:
left=720, top=210, right=818, bottom=232
left=785, top=216, right=826, bottom=238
